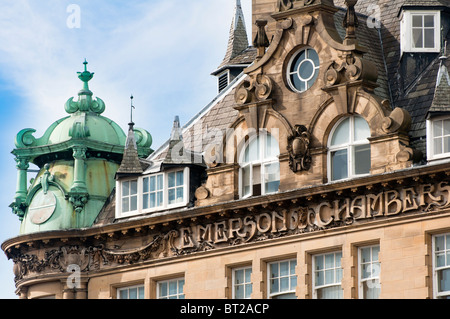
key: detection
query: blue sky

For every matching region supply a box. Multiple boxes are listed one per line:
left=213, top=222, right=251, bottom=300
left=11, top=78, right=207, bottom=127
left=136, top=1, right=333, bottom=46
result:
left=0, top=0, right=252, bottom=299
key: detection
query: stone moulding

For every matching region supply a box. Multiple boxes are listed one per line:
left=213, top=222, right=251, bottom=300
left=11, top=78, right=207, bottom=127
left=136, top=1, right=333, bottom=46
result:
left=4, top=164, right=450, bottom=286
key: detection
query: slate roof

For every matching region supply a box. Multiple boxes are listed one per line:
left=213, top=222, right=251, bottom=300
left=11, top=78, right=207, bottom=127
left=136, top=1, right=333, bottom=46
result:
left=335, top=0, right=450, bottom=156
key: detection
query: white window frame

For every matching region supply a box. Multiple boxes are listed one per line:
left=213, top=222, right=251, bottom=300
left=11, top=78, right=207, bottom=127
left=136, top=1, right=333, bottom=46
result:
left=116, top=167, right=189, bottom=218
left=312, top=251, right=343, bottom=299
left=327, top=116, right=371, bottom=182
left=427, top=116, right=450, bottom=162
left=232, top=266, right=253, bottom=299
left=267, top=259, right=297, bottom=299
left=286, top=47, right=320, bottom=93
left=117, top=284, right=145, bottom=299
left=157, top=278, right=185, bottom=299
left=118, top=177, right=140, bottom=216
left=432, top=233, right=450, bottom=299
left=400, top=10, right=441, bottom=54
left=358, top=245, right=381, bottom=299
left=238, top=133, right=280, bottom=199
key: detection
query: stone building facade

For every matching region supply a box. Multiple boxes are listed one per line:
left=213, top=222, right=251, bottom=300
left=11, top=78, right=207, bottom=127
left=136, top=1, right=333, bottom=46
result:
left=2, top=0, right=450, bottom=299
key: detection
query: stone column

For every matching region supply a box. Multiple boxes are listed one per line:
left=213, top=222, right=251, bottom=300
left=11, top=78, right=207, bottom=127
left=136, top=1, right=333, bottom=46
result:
left=69, top=145, right=89, bottom=214
left=14, top=156, right=29, bottom=203
left=71, top=145, right=88, bottom=194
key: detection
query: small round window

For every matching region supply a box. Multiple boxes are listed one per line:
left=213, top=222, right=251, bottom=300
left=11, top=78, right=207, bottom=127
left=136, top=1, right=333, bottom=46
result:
left=287, top=48, right=320, bottom=93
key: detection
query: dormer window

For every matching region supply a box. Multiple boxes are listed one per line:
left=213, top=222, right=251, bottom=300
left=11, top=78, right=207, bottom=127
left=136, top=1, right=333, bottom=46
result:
left=401, top=10, right=441, bottom=54
left=427, top=116, right=450, bottom=161
left=116, top=167, right=190, bottom=218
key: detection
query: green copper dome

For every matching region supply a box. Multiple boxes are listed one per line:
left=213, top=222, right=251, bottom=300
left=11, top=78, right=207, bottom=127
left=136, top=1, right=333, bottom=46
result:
left=10, top=61, right=153, bottom=235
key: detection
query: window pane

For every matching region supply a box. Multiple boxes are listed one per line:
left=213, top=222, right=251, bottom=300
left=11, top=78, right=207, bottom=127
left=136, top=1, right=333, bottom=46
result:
left=265, top=162, right=280, bottom=194
left=159, top=282, right=167, bottom=297
left=424, top=28, right=435, bottom=48
left=413, top=29, right=423, bottom=48
left=280, top=277, right=289, bottom=291
left=138, top=286, right=144, bottom=299
left=315, top=270, right=324, bottom=286
left=424, top=15, right=434, bottom=27
left=143, top=194, right=149, bottom=210
left=245, top=284, right=252, bottom=298
left=242, top=166, right=251, bottom=197
left=435, top=137, right=443, bottom=155
left=176, top=171, right=184, bottom=186
left=331, top=149, right=348, bottom=181
left=437, top=253, right=446, bottom=267
left=354, top=144, right=371, bottom=175
left=317, top=286, right=343, bottom=299
left=179, top=280, right=185, bottom=293
left=265, top=134, right=280, bottom=158
left=168, top=172, right=175, bottom=188
left=169, top=281, right=177, bottom=295
left=444, top=120, right=450, bottom=135
left=122, top=181, right=129, bottom=196
left=307, top=48, right=320, bottom=67
left=331, top=118, right=350, bottom=146
left=280, top=261, right=289, bottom=277
left=272, top=293, right=296, bottom=299
left=438, top=269, right=450, bottom=293
left=130, top=195, right=137, bottom=211
left=149, top=176, right=156, bottom=192
left=299, top=60, right=314, bottom=80
left=361, top=247, right=371, bottom=263
left=168, top=189, right=175, bottom=204
left=363, top=281, right=380, bottom=299
left=130, top=180, right=137, bottom=195
left=291, top=75, right=306, bottom=92
left=122, top=197, right=129, bottom=213
left=143, top=177, right=149, bottom=193
left=235, top=285, right=244, bottom=299
left=290, top=50, right=306, bottom=73
left=149, top=193, right=155, bottom=208
left=271, top=263, right=279, bottom=278
left=235, top=269, right=244, bottom=284
left=315, top=255, right=324, bottom=270
left=129, top=287, right=137, bottom=299
left=412, top=15, right=423, bottom=27
left=434, top=120, right=443, bottom=137
left=157, top=174, right=163, bottom=189
left=119, top=289, right=128, bottom=299
left=157, top=191, right=163, bottom=206
left=176, top=187, right=184, bottom=202
left=436, top=235, right=445, bottom=252
left=444, top=137, right=450, bottom=154
left=245, top=269, right=252, bottom=282
left=354, top=117, right=370, bottom=141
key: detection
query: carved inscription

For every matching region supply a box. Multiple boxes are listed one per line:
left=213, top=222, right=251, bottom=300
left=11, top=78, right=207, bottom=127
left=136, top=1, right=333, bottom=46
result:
left=10, top=181, right=450, bottom=282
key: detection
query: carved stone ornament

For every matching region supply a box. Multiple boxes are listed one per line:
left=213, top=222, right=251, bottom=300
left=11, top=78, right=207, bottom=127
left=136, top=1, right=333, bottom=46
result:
left=287, top=125, right=312, bottom=172
left=278, top=0, right=318, bottom=12
left=235, top=74, right=274, bottom=105
left=324, top=53, right=378, bottom=89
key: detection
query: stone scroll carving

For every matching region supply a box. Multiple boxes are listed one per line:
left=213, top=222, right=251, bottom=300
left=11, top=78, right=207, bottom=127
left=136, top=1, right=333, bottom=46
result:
left=235, top=74, right=274, bottom=105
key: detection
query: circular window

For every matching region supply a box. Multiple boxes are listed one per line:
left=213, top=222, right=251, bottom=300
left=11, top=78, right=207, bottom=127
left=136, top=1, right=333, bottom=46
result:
left=287, top=48, right=320, bottom=93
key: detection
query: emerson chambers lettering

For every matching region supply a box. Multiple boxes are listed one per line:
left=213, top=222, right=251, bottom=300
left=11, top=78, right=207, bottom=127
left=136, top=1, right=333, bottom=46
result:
left=175, top=182, right=450, bottom=250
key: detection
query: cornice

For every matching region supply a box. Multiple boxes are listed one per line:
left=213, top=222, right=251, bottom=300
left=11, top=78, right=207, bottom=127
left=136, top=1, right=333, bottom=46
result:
left=3, top=160, right=450, bottom=256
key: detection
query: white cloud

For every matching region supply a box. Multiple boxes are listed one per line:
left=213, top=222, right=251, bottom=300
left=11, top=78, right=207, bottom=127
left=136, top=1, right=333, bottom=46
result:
left=0, top=0, right=252, bottom=148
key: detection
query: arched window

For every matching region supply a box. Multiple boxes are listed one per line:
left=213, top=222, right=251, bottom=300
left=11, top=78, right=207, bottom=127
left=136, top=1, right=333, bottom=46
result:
left=239, top=133, right=280, bottom=198
left=328, top=116, right=371, bottom=181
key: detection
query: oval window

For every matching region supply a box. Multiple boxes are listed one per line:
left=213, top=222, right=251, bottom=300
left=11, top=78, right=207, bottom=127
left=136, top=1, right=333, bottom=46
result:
left=287, top=48, right=320, bottom=93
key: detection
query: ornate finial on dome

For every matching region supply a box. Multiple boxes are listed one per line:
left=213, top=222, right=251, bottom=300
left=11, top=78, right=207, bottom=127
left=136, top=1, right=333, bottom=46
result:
left=78, top=59, right=94, bottom=92
left=65, top=60, right=106, bottom=115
